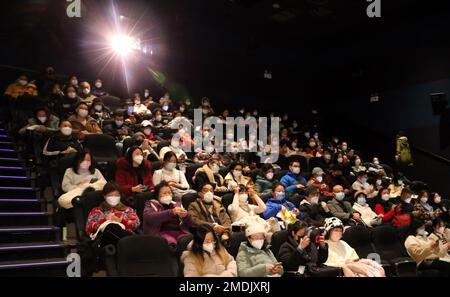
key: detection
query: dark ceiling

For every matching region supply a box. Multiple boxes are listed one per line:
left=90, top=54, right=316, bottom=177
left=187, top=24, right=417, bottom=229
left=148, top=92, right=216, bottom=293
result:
left=1, top=0, right=450, bottom=111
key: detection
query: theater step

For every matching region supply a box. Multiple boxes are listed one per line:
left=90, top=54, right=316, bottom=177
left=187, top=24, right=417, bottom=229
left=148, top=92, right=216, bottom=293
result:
left=0, top=150, right=18, bottom=159
left=0, top=157, right=22, bottom=167
left=0, top=199, right=42, bottom=212
left=0, top=175, right=33, bottom=187
left=0, top=165, right=27, bottom=176
left=0, top=212, right=53, bottom=226
left=0, top=258, right=69, bottom=277
left=0, top=242, right=68, bottom=262
left=0, top=226, right=61, bottom=244
left=0, top=186, right=36, bottom=199
left=0, top=134, right=11, bottom=142
left=0, top=142, right=13, bottom=149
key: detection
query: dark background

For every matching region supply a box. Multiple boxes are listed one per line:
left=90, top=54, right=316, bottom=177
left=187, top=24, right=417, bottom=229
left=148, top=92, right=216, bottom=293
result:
left=0, top=0, right=449, bottom=194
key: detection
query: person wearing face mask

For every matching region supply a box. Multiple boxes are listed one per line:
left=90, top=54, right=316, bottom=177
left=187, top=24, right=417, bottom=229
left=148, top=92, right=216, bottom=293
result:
left=255, top=164, right=279, bottom=201
left=103, top=110, right=132, bottom=152
left=88, top=97, right=110, bottom=123
left=299, top=187, right=331, bottom=227
left=151, top=108, right=164, bottom=128
left=58, top=149, right=107, bottom=209
left=85, top=182, right=140, bottom=245
left=350, top=156, right=367, bottom=175
left=4, top=75, right=29, bottom=99
left=405, top=218, right=450, bottom=276
left=43, top=120, right=82, bottom=157
left=374, top=188, right=397, bottom=223
left=143, top=181, right=193, bottom=245
left=158, top=136, right=188, bottom=162
left=352, top=171, right=370, bottom=194
left=388, top=175, right=405, bottom=198
left=115, top=146, right=155, bottom=198
left=91, top=78, right=107, bottom=97
left=198, top=97, right=214, bottom=117
left=327, top=185, right=362, bottom=225
left=304, top=137, right=322, bottom=157
left=228, top=185, right=267, bottom=229
left=160, top=99, right=173, bottom=118
left=430, top=192, right=450, bottom=222
left=153, top=151, right=195, bottom=200
left=262, top=184, right=303, bottom=224
left=278, top=220, right=329, bottom=274
left=55, top=85, right=80, bottom=118
left=412, top=190, right=436, bottom=223
left=280, top=161, right=307, bottom=201
left=324, top=165, right=352, bottom=195
left=140, top=120, right=161, bottom=144
left=313, top=150, right=333, bottom=171
left=193, top=158, right=227, bottom=192
left=68, top=102, right=102, bottom=138
left=323, top=217, right=385, bottom=276
left=133, top=95, right=151, bottom=117
left=308, top=167, right=334, bottom=198
left=224, top=162, right=253, bottom=191
left=188, top=183, right=231, bottom=242
left=79, top=81, right=96, bottom=105
left=18, top=107, right=60, bottom=161
left=236, top=223, right=283, bottom=277
left=67, top=75, right=80, bottom=92
left=429, top=218, right=450, bottom=260
left=352, top=191, right=382, bottom=227
left=181, top=224, right=237, bottom=277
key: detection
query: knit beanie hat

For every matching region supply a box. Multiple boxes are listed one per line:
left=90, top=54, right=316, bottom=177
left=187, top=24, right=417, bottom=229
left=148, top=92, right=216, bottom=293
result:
left=245, top=223, right=266, bottom=237
left=324, top=217, right=344, bottom=235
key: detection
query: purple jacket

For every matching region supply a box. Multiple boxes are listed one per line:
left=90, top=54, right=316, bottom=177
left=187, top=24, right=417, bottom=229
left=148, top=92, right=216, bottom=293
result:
left=143, top=200, right=194, bottom=236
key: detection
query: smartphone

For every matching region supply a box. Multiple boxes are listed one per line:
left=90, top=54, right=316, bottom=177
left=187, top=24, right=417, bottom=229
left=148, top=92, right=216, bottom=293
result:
left=141, top=185, right=149, bottom=191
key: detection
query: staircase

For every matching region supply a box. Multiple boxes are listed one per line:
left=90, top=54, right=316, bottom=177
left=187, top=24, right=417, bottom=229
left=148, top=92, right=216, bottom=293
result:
left=0, top=126, right=70, bottom=276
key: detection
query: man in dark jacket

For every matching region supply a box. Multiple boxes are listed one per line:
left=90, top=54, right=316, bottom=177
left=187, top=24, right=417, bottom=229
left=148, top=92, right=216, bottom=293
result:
left=327, top=185, right=362, bottom=225
left=324, top=165, right=352, bottom=195
left=298, top=187, right=332, bottom=227
left=278, top=221, right=328, bottom=273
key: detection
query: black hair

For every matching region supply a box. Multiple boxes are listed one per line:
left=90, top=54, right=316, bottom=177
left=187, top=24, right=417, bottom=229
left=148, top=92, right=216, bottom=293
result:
left=260, top=163, right=274, bottom=174
left=357, top=171, right=368, bottom=177
left=72, top=149, right=95, bottom=174
left=271, top=183, right=285, bottom=192
left=432, top=217, right=446, bottom=229
left=287, top=221, right=308, bottom=238
left=126, top=146, right=147, bottom=176
left=102, top=181, right=121, bottom=197
left=229, top=161, right=243, bottom=171
left=162, top=151, right=178, bottom=168
left=305, top=186, right=319, bottom=197
left=197, top=182, right=214, bottom=193
left=75, top=101, right=88, bottom=109
left=35, top=106, right=50, bottom=118
left=191, top=224, right=223, bottom=255
left=407, top=217, right=426, bottom=237
left=154, top=181, right=172, bottom=198
left=289, top=160, right=300, bottom=167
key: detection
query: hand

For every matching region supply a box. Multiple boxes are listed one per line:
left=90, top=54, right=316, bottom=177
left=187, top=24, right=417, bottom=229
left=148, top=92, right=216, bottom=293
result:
left=395, top=155, right=400, bottom=161
left=132, top=185, right=144, bottom=193
left=299, top=236, right=310, bottom=249
left=430, top=239, right=439, bottom=249
left=265, top=263, right=274, bottom=272
left=293, top=208, right=300, bottom=215
left=271, top=263, right=282, bottom=274
left=296, top=184, right=305, bottom=189
left=233, top=186, right=240, bottom=194
left=172, top=207, right=182, bottom=216
left=320, top=184, right=327, bottom=189
left=79, top=130, right=89, bottom=138
left=317, top=235, right=326, bottom=247
left=352, top=213, right=361, bottom=221
left=243, top=166, right=251, bottom=174
left=344, top=189, right=351, bottom=194
left=248, top=187, right=256, bottom=197
left=37, top=125, right=47, bottom=132
left=217, top=186, right=227, bottom=192
left=168, top=181, right=177, bottom=187
left=391, top=204, right=397, bottom=211
left=213, top=224, right=226, bottom=234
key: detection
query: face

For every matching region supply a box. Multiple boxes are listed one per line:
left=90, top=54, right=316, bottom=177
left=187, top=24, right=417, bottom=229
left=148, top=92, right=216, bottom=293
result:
left=204, top=232, right=215, bottom=245
left=60, top=121, right=72, bottom=129
left=52, top=84, right=61, bottom=93
left=382, top=189, right=390, bottom=196
left=249, top=233, right=265, bottom=242
left=333, top=185, right=344, bottom=194
left=132, top=149, right=143, bottom=159
left=290, top=162, right=301, bottom=172
left=158, top=186, right=172, bottom=198
left=273, top=185, right=285, bottom=196
left=167, top=155, right=177, bottom=164
left=36, top=110, right=46, bottom=118
left=329, top=228, right=343, bottom=241
left=77, top=104, right=88, bottom=116
left=201, top=184, right=214, bottom=196
left=105, top=190, right=120, bottom=199
left=115, top=115, right=124, bottom=122
left=332, top=170, right=343, bottom=177
left=294, top=228, right=307, bottom=241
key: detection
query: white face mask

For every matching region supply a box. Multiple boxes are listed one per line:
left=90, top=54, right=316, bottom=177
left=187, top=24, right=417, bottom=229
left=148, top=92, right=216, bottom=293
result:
left=144, top=91, right=149, bottom=97
left=374, top=160, right=380, bottom=165
left=265, top=172, right=274, bottom=180
left=61, top=127, right=72, bottom=136
left=159, top=195, right=173, bottom=205
left=106, top=195, right=121, bottom=207
left=251, top=239, right=265, bottom=250
left=382, top=194, right=390, bottom=201
left=417, top=228, right=428, bottom=237
left=78, top=109, right=88, bottom=117
left=210, top=164, right=220, bottom=174
left=71, top=79, right=78, bottom=86
left=239, top=194, right=248, bottom=203
left=18, top=79, right=28, bottom=86
left=155, top=115, right=162, bottom=121
left=68, top=92, right=76, bottom=99
left=203, top=242, right=215, bottom=253
left=341, top=146, right=348, bottom=151
left=95, top=82, right=102, bottom=88
left=143, top=128, right=152, bottom=136
left=337, top=158, right=343, bottom=163
left=133, top=155, right=144, bottom=165
left=376, top=179, right=382, bottom=186
left=162, top=105, right=169, bottom=111
left=203, top=191, right=214, bottom=203
left=324, top=154, right=331, bottom=161
left=233, top=170, right=242, bottom=178
left=38, top=116, right=47, bottom=123
left=291, top=167, right=300, bottom=174
left=82, top=88, right=90, bottom=95
left=165, top=162, right=177, bottom=170
left=115, top=121, right=123, bottom=127
left=434, top=196, right=442, bottom=204
left=94, top=105, right=102, bottom=111
left=179, top=107, right=185, bottom=112
left=404, top=198, right=412, bottom=204
left=310, top=196, right=319, bottom=204
left=309, top=142, right=316, bottom=147
left=437, top=227, right=445, bottom=234
left=420, top=197, right=428, bottom=204
left=355, top=159, right=361, bottom=166
left=316, top=176, right=323, bottom=183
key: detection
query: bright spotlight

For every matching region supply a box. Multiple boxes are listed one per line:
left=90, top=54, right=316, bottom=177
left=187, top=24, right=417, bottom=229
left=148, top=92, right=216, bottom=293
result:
left=110, top=34, right=134, bottom=56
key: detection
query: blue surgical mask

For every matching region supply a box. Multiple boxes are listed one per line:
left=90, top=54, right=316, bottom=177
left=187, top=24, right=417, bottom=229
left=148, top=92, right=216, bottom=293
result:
left=275, top=191, right=285, bottom=201
left=357, top=197, right=366, bottom=205
left=361, top=178, right=368, bottom=184
left=335, top=192, right=345, bottom=201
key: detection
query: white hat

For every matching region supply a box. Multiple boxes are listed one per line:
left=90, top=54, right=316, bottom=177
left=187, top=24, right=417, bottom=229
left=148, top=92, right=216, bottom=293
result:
left=324, top=217, right=343, bottom=235
left=141, top=120, right=152, bottom=127
left=245, top=223, right=266, bottom=237
left=312, top=167, right=325, bottom=176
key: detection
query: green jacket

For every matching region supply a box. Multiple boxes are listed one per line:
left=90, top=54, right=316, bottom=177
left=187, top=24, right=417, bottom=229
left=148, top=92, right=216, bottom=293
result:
left=396, top=137, right=413, bottom=165
left=236, top=242, right=284, bottom=277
